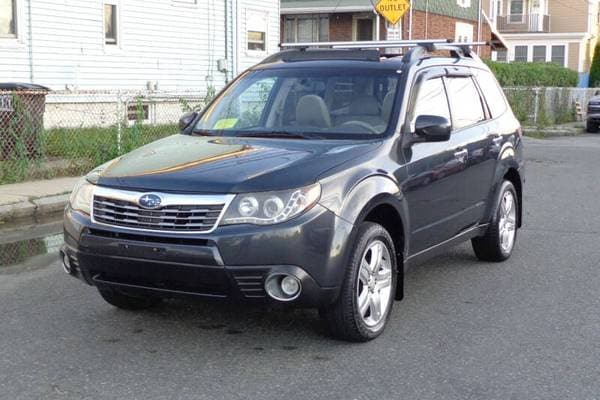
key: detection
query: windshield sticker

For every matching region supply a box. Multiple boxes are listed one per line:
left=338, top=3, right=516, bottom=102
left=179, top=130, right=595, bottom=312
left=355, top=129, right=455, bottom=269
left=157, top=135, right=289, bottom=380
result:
left=213, top=118, right=238, bottom=129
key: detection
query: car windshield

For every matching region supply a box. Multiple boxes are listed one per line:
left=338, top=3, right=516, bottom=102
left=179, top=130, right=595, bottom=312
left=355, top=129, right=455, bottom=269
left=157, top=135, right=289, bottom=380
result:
left=193, top=68, right=400, bottom=139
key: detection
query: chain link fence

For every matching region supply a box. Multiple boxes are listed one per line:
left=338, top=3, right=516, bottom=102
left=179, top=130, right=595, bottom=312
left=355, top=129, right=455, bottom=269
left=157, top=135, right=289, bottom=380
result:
left=0, top=232, right=62, bottom=268
left=0, top=90, right=209, bottom=185
left=503, top=87, right=596, bottom=127
left=0, top=87, right=596, bottom=185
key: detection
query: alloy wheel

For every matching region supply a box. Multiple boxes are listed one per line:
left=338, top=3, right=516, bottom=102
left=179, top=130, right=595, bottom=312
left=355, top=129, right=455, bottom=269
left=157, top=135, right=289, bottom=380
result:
left=499, top=190, right=517, bottom=253
left=356, top=240, right=393, bottom=327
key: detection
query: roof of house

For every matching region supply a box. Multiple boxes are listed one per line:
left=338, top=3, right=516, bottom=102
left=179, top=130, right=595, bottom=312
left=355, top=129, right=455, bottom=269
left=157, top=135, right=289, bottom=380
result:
left=281, top=0, right=479, bottom=22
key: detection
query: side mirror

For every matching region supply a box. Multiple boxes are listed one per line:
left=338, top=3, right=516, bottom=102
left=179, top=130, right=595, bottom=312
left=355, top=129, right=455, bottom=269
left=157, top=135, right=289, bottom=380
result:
left=179, top=111, right=198, bottom=132
left=414, top=115, right=451, bottom=142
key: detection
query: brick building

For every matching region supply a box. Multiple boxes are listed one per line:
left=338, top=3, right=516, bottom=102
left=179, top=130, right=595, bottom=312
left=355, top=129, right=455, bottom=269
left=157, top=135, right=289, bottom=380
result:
left=281, top=0, right=506, bottom=58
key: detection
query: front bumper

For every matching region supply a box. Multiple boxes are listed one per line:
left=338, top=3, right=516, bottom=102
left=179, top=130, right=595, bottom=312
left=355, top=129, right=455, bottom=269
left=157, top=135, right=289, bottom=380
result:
left=62, top=203, right=354, bottom=307
left=587, top=112, right=600, bottom=122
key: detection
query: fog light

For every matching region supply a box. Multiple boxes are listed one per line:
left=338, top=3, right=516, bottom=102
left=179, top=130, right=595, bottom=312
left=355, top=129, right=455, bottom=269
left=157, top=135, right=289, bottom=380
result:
left=265, top=274, right=302, bottom=302
left=281, top=276, right=300, bottom=296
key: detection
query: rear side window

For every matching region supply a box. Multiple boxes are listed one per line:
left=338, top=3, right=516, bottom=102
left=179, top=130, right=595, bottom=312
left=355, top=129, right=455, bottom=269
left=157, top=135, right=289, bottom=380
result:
left=412, top=77, right=451, bottom=126
left=445, top=77, right=485, bottom=130
left=473, top=69, right=508, bottom=118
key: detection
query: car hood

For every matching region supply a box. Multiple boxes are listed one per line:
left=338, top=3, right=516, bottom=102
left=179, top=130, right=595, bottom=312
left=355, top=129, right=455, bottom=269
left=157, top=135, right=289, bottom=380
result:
left=589, top=96, right=600, bottom=104
left=94, top=134, right=381, bottom=193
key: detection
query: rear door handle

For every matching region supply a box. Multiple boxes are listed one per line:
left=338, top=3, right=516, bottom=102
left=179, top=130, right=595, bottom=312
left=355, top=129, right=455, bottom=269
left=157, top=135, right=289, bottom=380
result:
left=454, top=149, right=468, bottom=163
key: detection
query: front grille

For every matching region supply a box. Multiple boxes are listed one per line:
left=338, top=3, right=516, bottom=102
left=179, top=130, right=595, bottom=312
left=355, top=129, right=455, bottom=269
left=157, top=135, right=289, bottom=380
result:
left=93, top=195, right=225, bottom=232
left=589, top=106, right=600, bottom=113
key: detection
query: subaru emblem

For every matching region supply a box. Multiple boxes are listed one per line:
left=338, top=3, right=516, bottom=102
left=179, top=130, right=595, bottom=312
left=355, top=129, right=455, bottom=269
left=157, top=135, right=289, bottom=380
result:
left=138, top=193, right=162, bottom=209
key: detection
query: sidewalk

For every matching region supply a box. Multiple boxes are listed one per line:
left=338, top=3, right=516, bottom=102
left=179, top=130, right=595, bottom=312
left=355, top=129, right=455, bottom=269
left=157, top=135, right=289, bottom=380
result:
left=0, top=176, right=80, bottom=223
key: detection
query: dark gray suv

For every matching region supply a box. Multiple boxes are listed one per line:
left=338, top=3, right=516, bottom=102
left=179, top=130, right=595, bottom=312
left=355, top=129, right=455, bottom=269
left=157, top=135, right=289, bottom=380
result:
left=62, top=40, right=524, bottom=342
left=586, top=93, right=600, bottom=132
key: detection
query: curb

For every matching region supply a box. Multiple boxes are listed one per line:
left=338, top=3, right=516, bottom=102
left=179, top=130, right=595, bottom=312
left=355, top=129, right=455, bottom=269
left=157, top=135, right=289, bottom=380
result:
left=523, top=127, right=583, bottom=138
left=0, top=194, right=69, bottom=223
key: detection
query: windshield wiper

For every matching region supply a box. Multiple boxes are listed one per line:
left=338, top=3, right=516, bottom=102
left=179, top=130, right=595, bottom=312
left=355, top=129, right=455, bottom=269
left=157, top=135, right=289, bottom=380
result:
left=236, top=131, right=310, bottom=140
left=192, top=129, right=220, bottom=137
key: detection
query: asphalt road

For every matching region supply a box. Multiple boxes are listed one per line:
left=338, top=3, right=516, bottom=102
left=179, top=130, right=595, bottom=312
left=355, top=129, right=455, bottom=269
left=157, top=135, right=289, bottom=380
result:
left=1, top=135, right=600, bottom=400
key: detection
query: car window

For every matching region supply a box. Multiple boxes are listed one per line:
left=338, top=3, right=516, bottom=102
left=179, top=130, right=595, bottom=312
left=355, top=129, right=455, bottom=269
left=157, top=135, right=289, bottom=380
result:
left=412, top=77, right=451, bottom=129
left=234, top=78, right=277, bottom=129
left=445, top=76, right=485, bottom=130
left=194, top=68, right=401, bottom=139
left=473, top=69, right=508, bottom=118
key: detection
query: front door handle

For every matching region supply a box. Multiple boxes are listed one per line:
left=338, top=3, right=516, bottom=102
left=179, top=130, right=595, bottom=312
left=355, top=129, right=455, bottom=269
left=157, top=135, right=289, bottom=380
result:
left=454, top=149, right=468, bottom=163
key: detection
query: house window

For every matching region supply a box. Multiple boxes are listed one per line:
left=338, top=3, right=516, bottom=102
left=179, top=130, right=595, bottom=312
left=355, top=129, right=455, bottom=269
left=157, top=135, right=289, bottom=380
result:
left=104, top=4, right=117, bottom=45
left=457, top=0, right=472, bottom=8
left=496, top=49, right=508, bottom=62
left=0, top=0, right=17, bottom=37
left=509, top=0, right=524, bottom=22
left=127, top=104, right=149, bottom=123
left=248, top=31, right=266, bottom=51
left=514, top=46, right=528, bottom=62
left=533, top=45, right=546, bottom=62
left=284, top=15, right=329, bottom=43
left=551, top=45, right=566, bottom=66
left=455, top=22, right=473, bottom=43
left=246, top=10, right=268, bottom=52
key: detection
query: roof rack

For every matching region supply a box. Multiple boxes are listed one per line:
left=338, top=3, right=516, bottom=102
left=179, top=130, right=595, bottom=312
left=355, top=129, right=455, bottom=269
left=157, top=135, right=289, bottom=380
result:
left=402, top=41, right=488, bottom=63
left=279, top=39, right=453, bottom=50
left=275, top=39, right=490, bottom=64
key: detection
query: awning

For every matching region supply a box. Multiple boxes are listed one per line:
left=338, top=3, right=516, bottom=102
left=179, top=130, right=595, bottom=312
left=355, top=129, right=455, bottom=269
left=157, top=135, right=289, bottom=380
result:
left=281, top=0, right=374, bottom=14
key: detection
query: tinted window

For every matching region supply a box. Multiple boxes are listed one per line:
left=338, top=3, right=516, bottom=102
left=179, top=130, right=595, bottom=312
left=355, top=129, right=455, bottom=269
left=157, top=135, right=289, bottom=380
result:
left=445, top=77, right=485, bottom=129
left=412, top=77, right=450, bottom=127
left=473, top=69, right=507, bottom=119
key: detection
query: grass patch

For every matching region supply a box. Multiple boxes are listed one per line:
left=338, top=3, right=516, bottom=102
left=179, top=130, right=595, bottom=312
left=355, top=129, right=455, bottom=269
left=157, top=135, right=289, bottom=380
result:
left=0, top=123, right=177, bottom=184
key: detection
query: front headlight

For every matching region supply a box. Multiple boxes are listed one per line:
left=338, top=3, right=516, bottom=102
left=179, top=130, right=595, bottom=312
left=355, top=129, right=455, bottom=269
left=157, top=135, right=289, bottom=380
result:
left=220, top=183, right=321, bottom=226
left=69, top=179, right=95, bottom=215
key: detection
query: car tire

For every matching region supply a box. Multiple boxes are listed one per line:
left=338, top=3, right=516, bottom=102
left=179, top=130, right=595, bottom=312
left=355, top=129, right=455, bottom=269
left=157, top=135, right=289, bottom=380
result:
left=98, top=287, right=161, bottom=310
left=319, top=222, right=397, bottom=342
left=586, top=121, right=598, bottom=133
left=472, top=181, right=518, bottom=262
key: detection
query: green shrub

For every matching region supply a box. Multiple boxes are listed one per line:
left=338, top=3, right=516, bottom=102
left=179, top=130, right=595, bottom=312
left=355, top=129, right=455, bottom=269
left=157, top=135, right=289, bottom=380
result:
left=589, top=45, right=600, bottom=87
left=484, top=60, right=578, bottom=87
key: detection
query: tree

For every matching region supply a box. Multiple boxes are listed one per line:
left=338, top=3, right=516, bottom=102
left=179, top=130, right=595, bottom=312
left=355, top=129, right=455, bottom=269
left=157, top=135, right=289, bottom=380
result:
left=589, top=44, right=600, bottom=87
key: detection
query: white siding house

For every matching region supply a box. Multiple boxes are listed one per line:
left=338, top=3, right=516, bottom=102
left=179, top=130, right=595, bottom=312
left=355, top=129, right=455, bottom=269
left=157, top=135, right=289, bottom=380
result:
left=0, top=0, right=280, bottom=92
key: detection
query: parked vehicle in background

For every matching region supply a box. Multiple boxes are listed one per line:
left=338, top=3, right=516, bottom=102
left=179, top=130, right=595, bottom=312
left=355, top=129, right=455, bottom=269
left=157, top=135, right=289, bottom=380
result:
left=586, top=93, right=600, bottom=133
left=62, top=40, right=525, bottom=342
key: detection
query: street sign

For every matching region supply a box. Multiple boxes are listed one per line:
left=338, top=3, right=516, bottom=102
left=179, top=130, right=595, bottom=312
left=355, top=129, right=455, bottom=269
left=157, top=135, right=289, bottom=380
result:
left=375, top=0, right=410, bottom=25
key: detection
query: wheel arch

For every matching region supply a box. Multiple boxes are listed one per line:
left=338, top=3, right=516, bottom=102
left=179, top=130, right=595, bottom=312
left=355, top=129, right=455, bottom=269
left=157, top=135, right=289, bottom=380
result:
left=503, top=168, right=523, bottom=228
left=339, top=175, right=409, bottom=301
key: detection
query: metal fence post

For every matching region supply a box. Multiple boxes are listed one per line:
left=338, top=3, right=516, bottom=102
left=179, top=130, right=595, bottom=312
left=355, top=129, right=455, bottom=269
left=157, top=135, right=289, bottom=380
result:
left=116, top=90, right=123, bottom=154
left=533, top=88, right=539, bottom=125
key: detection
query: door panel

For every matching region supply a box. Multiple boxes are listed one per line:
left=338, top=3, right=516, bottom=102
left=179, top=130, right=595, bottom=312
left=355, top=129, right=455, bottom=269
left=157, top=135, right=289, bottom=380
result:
left=400, top=75, right=468, bottom=254
left=445, top=75, right=497, bottom=225
left=404, top=135, right=469, bottom=253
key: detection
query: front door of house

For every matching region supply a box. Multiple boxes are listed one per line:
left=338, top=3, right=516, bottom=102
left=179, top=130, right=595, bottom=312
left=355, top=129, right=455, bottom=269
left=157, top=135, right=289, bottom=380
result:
left=356, top=18, right=374, bottom=41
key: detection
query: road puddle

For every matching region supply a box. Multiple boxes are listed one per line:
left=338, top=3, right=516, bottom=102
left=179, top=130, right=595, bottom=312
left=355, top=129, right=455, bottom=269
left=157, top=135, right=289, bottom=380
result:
left=0, top=215, right=63, bottom=269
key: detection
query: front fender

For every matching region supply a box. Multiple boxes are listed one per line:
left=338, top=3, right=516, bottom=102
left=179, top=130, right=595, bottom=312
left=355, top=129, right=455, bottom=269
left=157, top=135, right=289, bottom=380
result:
left=319, top=173, right=410, bottom=256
